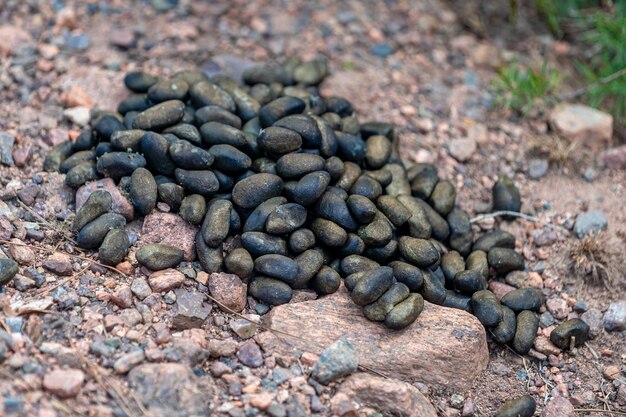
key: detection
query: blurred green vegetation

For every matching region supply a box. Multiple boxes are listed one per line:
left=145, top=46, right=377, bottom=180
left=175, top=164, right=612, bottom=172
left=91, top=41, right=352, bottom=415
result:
left=497, top=0, right=626, bottom=124
left=492, top=61, right=560, bottom=114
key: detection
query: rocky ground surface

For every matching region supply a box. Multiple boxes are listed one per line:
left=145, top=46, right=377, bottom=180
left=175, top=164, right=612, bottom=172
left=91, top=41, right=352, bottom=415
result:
left=0, top=0, right=625, bottom=416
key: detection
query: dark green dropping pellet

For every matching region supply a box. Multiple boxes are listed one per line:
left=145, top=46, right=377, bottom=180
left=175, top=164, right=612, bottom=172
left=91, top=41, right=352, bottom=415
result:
left=350, top=266, right=394, bottom=306
left=512, top=310, right=539, bottom=354
left=129, top=168, right=157, bottom=215
left=136, top=244, right=184, bottom=271
left=0, top=258, right=19, bottom=287
left=492, top=176, right=521, bottom=214
left=132, top=100, right=185, bottom=130
left=65, top=162, right=98, bottom=188
left=288, top=228, right=316, bottom=253
left=265, top=203, right=307, bottom=235
left=293, top=249, right=324, bottom=288
left=254, top=254, right=300, bottom=285
left=440, top=251, right=465, bottom=283
left=224, top=248, right=254, bottom=279
left=495, top=395, right=536, bottom=417
left=428, top=180, right=456, bottom=216
left=363, top=282, right=410, bottom=322
left=420, top=270, right=447, bottom=305
left=77, top=213, right=126, bottom=249
left=466, top=250, right=489, bottom=280
left=447, top=209, right=473, bottom=256
left=384, top=293, right=424, bottom=330
left=550, top=318, right=590, bottom=349
left=365, top=135, right=392, bottom=169
left=311, top=266, right=341, bottom=295
left=388, top=261, right=423, bottom=291
left=311, top=218, right=347, bottom=247
left=491, top=306, right=516, bottom=344
left=501, top=288, right=545, bottom=312
left=443, top=290, right=472, bottom=313
left=175, top=169, right=219, bottom=196
left=179, top=194, right=206, bottom=225
left=471, top=290, right=503, bottom=327
left=398, top=236, right=440, bottom=268
left=201, top=200, right=232, bottom=247
left=249, top=277, right=293, bottom=306
left=98, top=229, right=130, bottom=266
left=243, top=196, right=287, bottom=232
left=454, top=269, right=487, bottom=295
left=488, top=247, right=525, bottom=274
left=376, top=196, right=411, bottom=227
left=157, top=182, right=185, bottom=211
left=241, top=232, right=288, bottom=257
left=196, top=232, right=223, bottom=273
left=473, top=230, right=516, bottom=253
left=340, top=255, right=380, bottom=276
left=232, top=173, right=283, bottom=209
left=72, top=190, right=112, bottom=232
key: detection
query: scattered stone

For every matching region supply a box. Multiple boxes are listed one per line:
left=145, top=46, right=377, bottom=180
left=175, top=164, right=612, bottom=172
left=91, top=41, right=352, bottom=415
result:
left=603, top=365, right=620, bottom=381
left=148, top=269, right=185, bottom=292
left=111, top=285, right=133, bottom=308
left=13, top=275, right=35, bottom=291
left=208, top=272, right=247, bottom=313
left=549, top=103, right=613, bottom=152
left=8, top=240, right=35, bottom=265
left=259, top=289, right=488, bottom=390
left=131, top=278, right=152, bottom=300
left=573, top=211, right=608, bottom=238
left=528, top=158, right=549, bottom=179
left=237, top=340, right=263, bottom=368
left=110, top=28, right=136, bottom=49
left=448, top=137, right=476, bottom=162
left=42, top=369, right=85, bottom=399
left=63, top=85, right=94, bottom=108
left=0, top=132, right=15, bottom=166
left=229, top=319, right=257, bottom=339
left=604, top=301, right=626, bottom=332
left=63, top=107, right=91, bottom=126
left=580, top=308, right=603, bottom=338
left=331, top=373, right=437, bottom=417
left=546, top=297, right=569, bottom=320
left=172, top=288, right=211, bottom=330
left=541, top=397, right=575, bottom=417
left=43, top=252, right=73, bottom=276
left=602, top=145, right=626, bottom=169
left=141, top=212, right=198, bottom=261
left=128, top=364, right=215, bottom=417
left=208, top=338, right=238, bottom=358
left=311, top=339, right=358, bottom=385
left=0, top=25, right=34, bottom=55
left=114, top=350, right=145, bottom=374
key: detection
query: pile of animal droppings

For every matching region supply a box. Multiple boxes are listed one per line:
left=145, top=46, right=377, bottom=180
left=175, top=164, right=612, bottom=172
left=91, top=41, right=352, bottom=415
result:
left=40, top=58, right=590, bottom=357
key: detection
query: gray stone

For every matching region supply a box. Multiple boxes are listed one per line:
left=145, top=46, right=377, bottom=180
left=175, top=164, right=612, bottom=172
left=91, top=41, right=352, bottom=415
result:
left=172, top=288, right=211, bottom=330
left=114, top=350, right=145, bottom=374
left=311, top=339, right=359, bottom=385
left=128, top=364, right=215, bottom=417
left=131, top=278, right=152, bottom=300
left=574, top=211, right=608, bottom=238
left=580, top=308, right=603, bottom=338
left=0, top=132, right=15, bottom=166
left=528, top=158, right=549, bottom=179
left=604, top=301, right=626, bottom=332
left=237, top=340, right=263, bottom=368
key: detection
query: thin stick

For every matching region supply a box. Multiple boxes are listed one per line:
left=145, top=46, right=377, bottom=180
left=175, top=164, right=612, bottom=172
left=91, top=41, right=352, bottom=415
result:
left=15, top=199, right=76, bottom=244
left=557, top=66, right=626, bottom=100
left=574, top=409, right=626, bottom=415
left=469, top=210, right=571, bottom=233
left=0, top=240, right=127, bottom=278
left=37, top=265, right=91, bottom=297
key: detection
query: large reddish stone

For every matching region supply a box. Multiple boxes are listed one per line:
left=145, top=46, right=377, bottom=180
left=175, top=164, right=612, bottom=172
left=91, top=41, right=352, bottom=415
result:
left=76, top=178, right=134, bottom=220
left=549, top=103, right=613, bottom=152
left=141, top=212, right=198, bottom=261
left=257, top=288, right=488, bottom=390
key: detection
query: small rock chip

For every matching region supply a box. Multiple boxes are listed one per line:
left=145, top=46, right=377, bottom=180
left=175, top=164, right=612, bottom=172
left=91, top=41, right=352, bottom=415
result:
left=43, top=369, right=85, bottom=399
left=604, top=301, right=626, bottom=332
left=208, top=272, right=247, bottom=313
left=311, top=339, right=359, bottom=385
left=0, top=258, right=19, bottom=286
left=114, top=350, right=146, bottom=374
left=148, top=269, right=185, bottom=293
left=541, top=397, right=575, bottom=417
left=237, top=340, right=264, bottom=368
left=43, top=253, right=73, bottom=276
left=573, top=210, right=608, bottom=238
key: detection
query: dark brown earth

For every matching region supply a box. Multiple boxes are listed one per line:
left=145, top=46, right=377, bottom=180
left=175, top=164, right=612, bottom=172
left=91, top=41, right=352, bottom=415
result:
left=0, top=1, right=625, bottom=416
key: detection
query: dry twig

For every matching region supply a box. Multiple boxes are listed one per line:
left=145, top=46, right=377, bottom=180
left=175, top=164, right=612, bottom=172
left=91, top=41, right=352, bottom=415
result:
left=470, top=210, right=571, bottom=234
